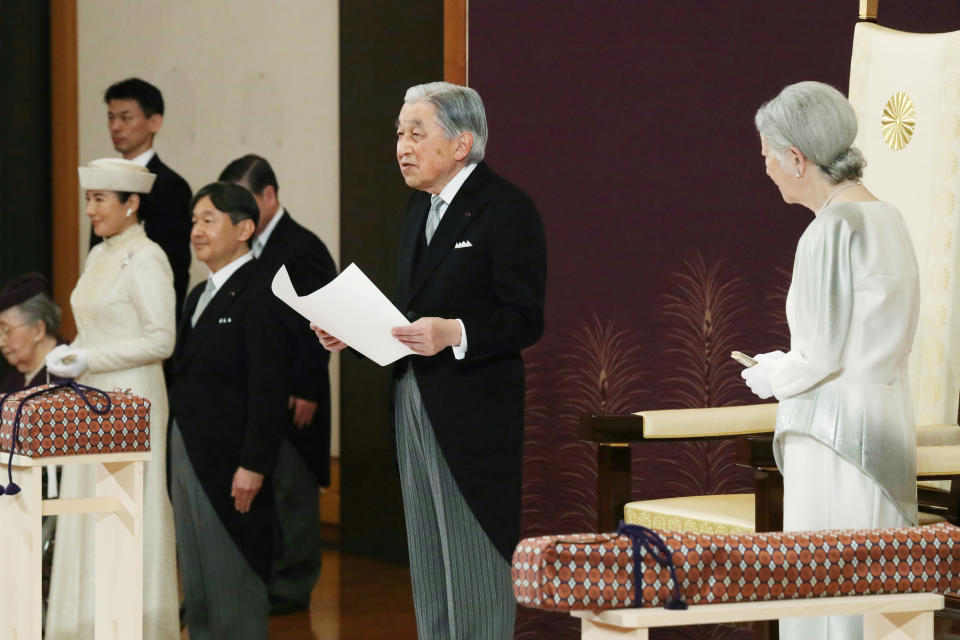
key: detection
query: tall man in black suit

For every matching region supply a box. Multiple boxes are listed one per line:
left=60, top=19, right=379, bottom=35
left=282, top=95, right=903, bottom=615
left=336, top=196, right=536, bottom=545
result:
left=168, top=182, right=286, bottom=640
left=92, top=78, right=193, bottom=318
left=219, top=154, right=337, bottom=613
left=316, top=82, right=546, bottom=638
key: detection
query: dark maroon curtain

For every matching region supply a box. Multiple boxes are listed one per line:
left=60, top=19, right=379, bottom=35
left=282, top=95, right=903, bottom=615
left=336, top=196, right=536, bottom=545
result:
left=467, top=3, right=960, bottom=638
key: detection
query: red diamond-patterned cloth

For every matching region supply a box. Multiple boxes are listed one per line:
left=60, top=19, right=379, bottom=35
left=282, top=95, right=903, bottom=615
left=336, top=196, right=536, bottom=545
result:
left=0, top=383, right=150, bottom=458
left=513, top=522, right=960, bottom=612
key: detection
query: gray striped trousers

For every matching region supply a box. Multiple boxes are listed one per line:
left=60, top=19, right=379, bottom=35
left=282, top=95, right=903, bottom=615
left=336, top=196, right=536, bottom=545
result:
left=170, top=423, right=268, bottom=640
left=395, top=366, right=515, bottom=640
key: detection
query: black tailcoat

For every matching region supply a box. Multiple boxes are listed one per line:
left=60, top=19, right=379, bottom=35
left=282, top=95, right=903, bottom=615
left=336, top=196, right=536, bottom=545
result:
left=168, top=259, right=287, bottom=580
left=253, top=211, right=338, bottom=485
left=392, top=162, right=547, bottom=562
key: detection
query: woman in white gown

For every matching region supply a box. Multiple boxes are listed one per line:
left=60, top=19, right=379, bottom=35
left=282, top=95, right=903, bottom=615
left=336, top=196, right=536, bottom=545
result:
left=45, top=158, right=180, bottom=639
left=742, top=82, right=920, bottom=640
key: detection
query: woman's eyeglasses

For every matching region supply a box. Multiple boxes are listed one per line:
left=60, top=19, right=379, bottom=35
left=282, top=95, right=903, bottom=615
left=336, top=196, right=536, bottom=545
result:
left=0, top=323, right=30, bottom=339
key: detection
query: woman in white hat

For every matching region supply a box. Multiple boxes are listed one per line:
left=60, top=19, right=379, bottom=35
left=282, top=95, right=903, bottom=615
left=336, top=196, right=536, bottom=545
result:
left=45, top=158, right=179, bottom=639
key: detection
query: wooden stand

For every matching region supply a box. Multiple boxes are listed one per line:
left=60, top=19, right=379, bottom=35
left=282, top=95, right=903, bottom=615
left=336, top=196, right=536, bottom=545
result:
left=572, top=593, right=943, bottom=639
left=0, top=451, right=148, bottom=640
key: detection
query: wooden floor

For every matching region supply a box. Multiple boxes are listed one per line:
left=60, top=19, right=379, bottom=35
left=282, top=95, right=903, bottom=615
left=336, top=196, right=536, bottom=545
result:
left=180, top=549, right=418, bottom=639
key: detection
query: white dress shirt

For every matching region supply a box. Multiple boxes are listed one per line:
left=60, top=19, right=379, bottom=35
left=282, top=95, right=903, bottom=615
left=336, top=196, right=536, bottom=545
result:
left=209, top=252, right=254, bottom=293
left=431, top=163, right=477, bottom=360
left=129, top=148, right=156, bottom=167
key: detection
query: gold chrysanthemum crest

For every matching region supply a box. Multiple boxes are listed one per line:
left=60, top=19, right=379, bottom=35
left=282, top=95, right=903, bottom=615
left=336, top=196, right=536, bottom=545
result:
left=881, top=91, right=916, bottom=151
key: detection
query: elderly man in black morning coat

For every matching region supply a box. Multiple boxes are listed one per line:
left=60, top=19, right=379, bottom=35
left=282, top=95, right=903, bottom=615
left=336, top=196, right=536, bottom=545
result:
left=315, top=81, right=547, bottom=639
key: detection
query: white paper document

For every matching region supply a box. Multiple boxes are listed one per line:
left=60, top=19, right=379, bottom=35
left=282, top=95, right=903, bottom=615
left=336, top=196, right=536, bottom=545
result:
left=271, top=263, right=415, bottom=366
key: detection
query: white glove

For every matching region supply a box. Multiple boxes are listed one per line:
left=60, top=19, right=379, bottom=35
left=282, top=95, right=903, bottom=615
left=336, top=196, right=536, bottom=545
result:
left=754, top=350, right=786, bottom=364
left=45, top=345, right=89, bottom=378
left=740, top=351, right=785, bottom=400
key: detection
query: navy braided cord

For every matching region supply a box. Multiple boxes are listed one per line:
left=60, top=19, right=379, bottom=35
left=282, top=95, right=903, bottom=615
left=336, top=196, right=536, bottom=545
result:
left=617, top=521, right=688, bottom=610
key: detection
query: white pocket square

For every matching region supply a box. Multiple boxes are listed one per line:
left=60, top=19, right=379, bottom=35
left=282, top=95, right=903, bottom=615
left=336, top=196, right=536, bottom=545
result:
left=454, top=240, right=473, bottom=249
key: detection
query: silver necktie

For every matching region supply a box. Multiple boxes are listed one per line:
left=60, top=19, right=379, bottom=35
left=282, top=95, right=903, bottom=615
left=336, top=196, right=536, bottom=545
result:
left=190, top=278, right=216, bottom=327
left=424, top=195, right=444, bottom=245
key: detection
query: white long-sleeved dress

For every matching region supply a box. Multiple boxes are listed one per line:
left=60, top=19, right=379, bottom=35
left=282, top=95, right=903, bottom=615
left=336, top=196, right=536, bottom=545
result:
left=769, top=201, right=920, bottom=640
left=45, top=223, right=179, bottom=640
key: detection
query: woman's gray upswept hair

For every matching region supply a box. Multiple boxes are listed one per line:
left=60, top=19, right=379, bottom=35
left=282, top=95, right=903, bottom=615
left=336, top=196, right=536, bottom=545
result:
left=755, top=81, right=866, bottom=184
left=404, top=82, right=488, bottom=163
left=17, top=293, right=60, bottom=337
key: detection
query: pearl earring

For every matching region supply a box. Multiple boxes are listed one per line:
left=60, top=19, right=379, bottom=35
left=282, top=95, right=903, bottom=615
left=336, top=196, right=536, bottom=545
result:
left=125, top=208, right=133, bottom=218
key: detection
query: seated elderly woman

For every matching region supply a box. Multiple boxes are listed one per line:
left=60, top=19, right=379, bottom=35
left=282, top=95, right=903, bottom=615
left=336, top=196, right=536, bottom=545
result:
left=0, top=273, right=65, bottom=393
left=742, top=81, right=920, bottom=640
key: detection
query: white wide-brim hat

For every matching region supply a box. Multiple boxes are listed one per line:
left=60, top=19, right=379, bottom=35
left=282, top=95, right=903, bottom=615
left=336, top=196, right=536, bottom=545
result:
left=78, top=158, right=156, bottom=193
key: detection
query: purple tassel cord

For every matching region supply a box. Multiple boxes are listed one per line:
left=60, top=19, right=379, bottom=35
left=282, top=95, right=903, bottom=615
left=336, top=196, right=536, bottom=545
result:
left=0, top=381, right=112, bottom=495
left=617, top=521, right=688, bottom=610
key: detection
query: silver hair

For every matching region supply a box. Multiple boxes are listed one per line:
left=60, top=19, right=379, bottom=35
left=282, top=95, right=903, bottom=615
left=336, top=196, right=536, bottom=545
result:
left=755, top=81, right=866, bottom=184
left=404, top=82, right=488, bottom=163
left=17, top=293, right=60, bottom=337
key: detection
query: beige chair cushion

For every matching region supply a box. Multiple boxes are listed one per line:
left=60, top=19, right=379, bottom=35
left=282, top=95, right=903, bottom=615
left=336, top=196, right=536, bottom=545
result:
left=919, top=511, right=947, bottom=525
left=626, top=494, right=946, bottom=531
left=917, top=443, right=960, bottom=476
left=624, top=494, right=754, bottom=534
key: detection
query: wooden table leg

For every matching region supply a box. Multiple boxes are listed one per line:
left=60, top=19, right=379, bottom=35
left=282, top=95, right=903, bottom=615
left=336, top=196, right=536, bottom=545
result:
left=0, top=464, right=42, bottom=639
left=863, top=610, right=934, bottom=639
left=95, top=460, right=143, bottom=640
left=753, top=469, right=783, bottom=533
left=597, top=444, right=631, bottom=532
left=753, top=470, right=783, bottom=640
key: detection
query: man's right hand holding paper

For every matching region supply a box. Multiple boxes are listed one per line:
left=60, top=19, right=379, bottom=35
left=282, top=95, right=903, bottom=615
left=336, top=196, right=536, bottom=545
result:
left=311, top=323, right=348, bottom=352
